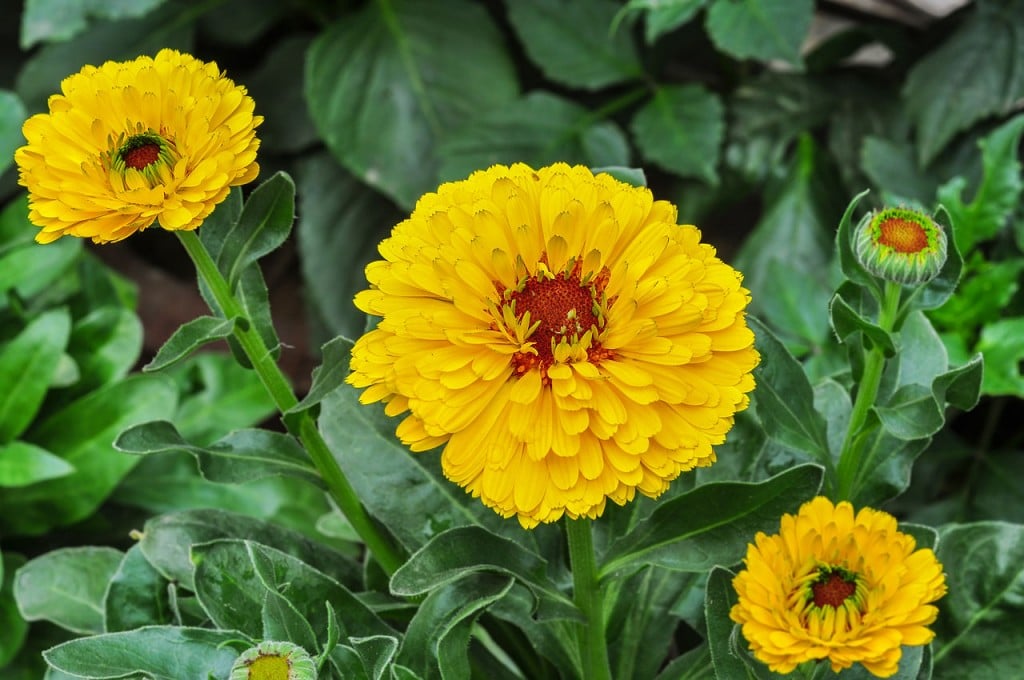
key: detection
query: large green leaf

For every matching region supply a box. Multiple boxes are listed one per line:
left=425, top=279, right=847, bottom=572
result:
left=216, top=172, right=295, bottom=290
left=0, top=308, right=71, bottom=443
left=704, top=566, right=750, bottom=680
left=937, top=113, right=1024, bottom=252
left=138, top=508, right=360, bottom=592
left=104, top=544, right=173, bottom=632
left=42, top=626, right=247, bottom=680
left=390, top=525, right=578, bottom=621
left=617, top=0, right=708, bottom=44
left=600, top=464, right=823, bottom=576
left=397, top=572, right=514, bottom=680
left=305, top=0, right=519, bottom=208
left=14, top=547, right=123, bottom=635
left=65, top=307, right=143, bottom=394
left=0, top=442, right=74, bottom=488
left=975, top=317, right=1024, bottom=397
left=705, top=0, right=813, bottom=67
left=933, top=522, right=1024, bottom=677
left=295, top=153, right=402, bottom=340
left=0, top=374, right=177, bottom=535
left=191, top=539, right=393, bottom=641
left=505, top=0, right=642, bottom=90
left=116, top=420, right=321, bottom=487
left=749, top=318, right=831, bottom=462
left=630, top=84, right=724, bottom=183
left=437, top=91, right=631, bottom=183
left=20, top=0, right=167, bottom=47
left=903, top=0, right=1024, bottom=164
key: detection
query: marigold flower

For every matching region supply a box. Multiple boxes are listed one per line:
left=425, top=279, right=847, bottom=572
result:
left=15, top=49, right=262, bottom=243
left=229, top=641, right=317, bottom=680
left=347, top=163, right=758, bottom=528
left=730, top=496, right=947, bottom=677
left=853, top=207, right=947, bottom=285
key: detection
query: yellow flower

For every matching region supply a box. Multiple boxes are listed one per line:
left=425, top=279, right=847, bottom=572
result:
left=347, top=163, right=758, bottom=528
left=730, top=496, right=947, bottom=677
left=15, top=49, right=262, bottom=244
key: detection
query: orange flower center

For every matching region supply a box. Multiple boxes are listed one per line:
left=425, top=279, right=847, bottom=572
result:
left=121, top=142, right=161, bottom=170
left=877, top=216, right=928, bottom=254
left=812, top=571, right=857, bottom=608
left=506, top=261, right=611, bottom=376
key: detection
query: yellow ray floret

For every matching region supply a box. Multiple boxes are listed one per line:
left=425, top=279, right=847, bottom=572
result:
left=347, top=163, right=759, bottom=528
left=15, top=48, right=262, bottom=243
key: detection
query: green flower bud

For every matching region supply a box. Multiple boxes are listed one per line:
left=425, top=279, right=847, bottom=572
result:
left=230, top=641, right=317, bottom=680
left=853, top=207, right=947, bottom=285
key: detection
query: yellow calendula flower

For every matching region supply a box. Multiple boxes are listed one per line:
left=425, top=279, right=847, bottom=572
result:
left=15, top=48, right=262, bottom=243
left=730, top=496, right=947, bottom=678
left=347, top=163, right=758, bottom=528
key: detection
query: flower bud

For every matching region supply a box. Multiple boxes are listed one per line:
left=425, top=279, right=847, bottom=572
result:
left=230, top=641, right=317, bottom=680
left=853, top=207, right=947, bottom=285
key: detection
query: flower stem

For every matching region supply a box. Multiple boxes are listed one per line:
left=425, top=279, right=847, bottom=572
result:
left=565, top=518, right=612, bottom=680
left=835, top=280, right=902, bottom=500
left=176, top=230, right=404, bottom=575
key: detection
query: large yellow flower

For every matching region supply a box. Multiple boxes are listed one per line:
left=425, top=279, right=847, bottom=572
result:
left=15, top=49, right=261, bottom=243
left=730, top=496, right=947, bottom=677
left=347, top=163, right=758, bottom=528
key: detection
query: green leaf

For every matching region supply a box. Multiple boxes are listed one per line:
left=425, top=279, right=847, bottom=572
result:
left=66, top=307, right=143, bottom=394
left=749, top=318, right=831, bottom=460
left=506, top=0, right=642, bottom=90
left=0, top=308, right=72, bottom=442
left=391, top=526, right=578, bottom=621
left=139, top=509, right=361, bottom=593
left=437, top=91, right=631, bottom=182
left=860, top=136, right=939, bottom=206
left=104, top=544, right=172, bottom=632
left=305, top=0, right=519, bottom=208
left=834, top=189, right=880, bottom=296
left=630, top=84, right=724, bottom=183
left=929, top=255, right=1024, bottom=333
left=352, top=636, right=402, bottom=680
left=829, top=286, right=895, bottom=355
left=705, top=0, right=813, bottom=67
left=0, top=374, right=178, bottom=535
left=318, top=343, right=500, bottom=552
left=915, top=210, right=964, bottom=312
left=606, top=567, right=691, bottom=680
left=191, top=539, right=393, bottom=641
left=0, top=553, right=28, bottom=667
left=142, top=316, right=237, bottom=372
left=14, top=547, right=123, bottom=634
left=704, top=566, right=749, bottom=680
left=653, top=644, right=713, bottom=680
left=601, top=464, right=823, bottom=576
left=903, top=0, right=1024, bottom=164
left=933, top=522, right=1024, bottom=677
left=617, top=0, right=708, bottom=44
left=20, top=0, right=167, bottom=47
left=0, top=442, right=74, bottom=487
left=291, top=336, right=359, bottom=414
left=245, top=36, right=319, bottom=154
left=397, top=572, right=514, bottom=680
left=295, top=153, right=402, bottom=340
left=0, top=91, right=27, bottom=178
left=262, top=589, right=318, bottom=653
left=937, top=113, right=1024, bottom=252
left=974, top=317, right=1024, bottom=396
left=42, top=626, right=247, bottom=680
left=115, top=420, right=321, bottom=487
left=0, top=237, right=80, bottom=305
left=217, top=172, right=295, bottom=290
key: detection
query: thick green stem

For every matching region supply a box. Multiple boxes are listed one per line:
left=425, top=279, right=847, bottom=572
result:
left=176, top=230, right=404, bottom=575
left=835, top=281, right=902, bottom=500
left=565, top=518, right=612, bottom=680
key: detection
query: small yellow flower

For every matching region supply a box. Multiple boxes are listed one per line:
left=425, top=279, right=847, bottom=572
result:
left=730, top=496, right=947, bottom=678
left=347, top=163, right=758, bottom=528
left=15, top=49, right=262, bottom=243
